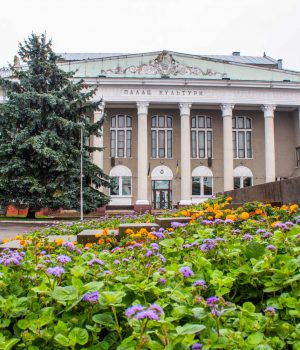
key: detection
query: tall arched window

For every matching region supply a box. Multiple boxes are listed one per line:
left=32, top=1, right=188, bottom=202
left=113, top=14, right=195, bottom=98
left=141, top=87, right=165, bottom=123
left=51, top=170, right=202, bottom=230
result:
left=232, top=116, right=252, bottom=158
left=233, top=166, right=253, bottom=189
left=192, top=166, right=213, bottom=196
left=151, top=115, right=173, bottom=158
left=110, top=115, right=132, bottom=158
left=191, top=116, right=212, bottom=158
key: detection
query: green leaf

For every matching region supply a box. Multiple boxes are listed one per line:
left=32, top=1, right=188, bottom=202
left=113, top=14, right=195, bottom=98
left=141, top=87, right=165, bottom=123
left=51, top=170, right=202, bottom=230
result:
left=84, top=281, right=104, bottom=293
left=247, top=332, right=264, bottom=345
left=175, top=323, right=206, bottom=335
left=92, top=313, right=114, bottom=327
left=37, top=307, right=55, bottom=327
left=0, top=338, right=20, bottom=350
left=54, top=334, right=70, bottom=347
left=245, top=241, right=265, bottom=259
left=175, top=237, right=184, bottom=246
left=116, top=335, right=137, bottom=350
left=17, top=319, right=30, bottom=330
left=52, top=286, right=78, bottom=303
left=68, top=327, right=89, bottom=345
left=159, top=238, right=176, bottom=248
left=242, top=302, right=256, bottom=313
left=99, top=291, right=126, bottom=306
left=54, top=320, right=69, bottom=335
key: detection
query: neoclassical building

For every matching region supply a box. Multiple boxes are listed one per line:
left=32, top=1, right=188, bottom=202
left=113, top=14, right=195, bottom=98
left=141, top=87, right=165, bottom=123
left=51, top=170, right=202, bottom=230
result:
left=1, top=50, right=300, bottom=210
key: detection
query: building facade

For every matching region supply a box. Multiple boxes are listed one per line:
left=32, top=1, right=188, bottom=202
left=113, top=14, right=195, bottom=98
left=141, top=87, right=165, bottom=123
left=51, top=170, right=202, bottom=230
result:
left=1, top=50, right=300, bottom=210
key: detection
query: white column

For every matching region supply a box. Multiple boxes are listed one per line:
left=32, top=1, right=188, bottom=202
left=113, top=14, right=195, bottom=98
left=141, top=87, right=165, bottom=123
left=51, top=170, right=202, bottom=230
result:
left=136, top=102, right=149, bottom=205
left=179, top=103, right=192, bottom=205
left=262, top=105, right=276, bottom=183
left=221, top=104, right=235, bottom=191
left=93, top=102, right=105, bottom=169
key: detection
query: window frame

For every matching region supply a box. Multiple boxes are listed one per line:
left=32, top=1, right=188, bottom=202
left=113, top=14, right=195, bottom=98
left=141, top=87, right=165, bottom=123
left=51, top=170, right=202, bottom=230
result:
left=234, top=176, right=253, bottom=189
left=296, top=147, right=300, bottom=168
left=191, top=115, right=213, bottom=159
left=110, top=176, right=132, bottom=197
left=110, top=115, right=132, bottom=158
left=232, top=116, right=253, bottom=159
left=151, top=115, right=173, bottom=158
left=192, top=176, right=213, bottom=196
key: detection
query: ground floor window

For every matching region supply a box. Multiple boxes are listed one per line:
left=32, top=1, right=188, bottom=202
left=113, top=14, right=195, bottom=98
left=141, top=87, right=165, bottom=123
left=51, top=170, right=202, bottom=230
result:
left=234, top=176, right=252, bottom=189
left=233, top=166, right=253, bottom=189
left=110, top=176, right=131, bottom=196
left=191, top=166, right=213, bottom=197
left=192, top=176, right=213, bottom=196
left=296, top=147, right=300, bottom=167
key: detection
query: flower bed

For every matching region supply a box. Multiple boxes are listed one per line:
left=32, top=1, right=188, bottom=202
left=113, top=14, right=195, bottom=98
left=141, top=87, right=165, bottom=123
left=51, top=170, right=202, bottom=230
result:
left=0, top=198, right=300, bottom=349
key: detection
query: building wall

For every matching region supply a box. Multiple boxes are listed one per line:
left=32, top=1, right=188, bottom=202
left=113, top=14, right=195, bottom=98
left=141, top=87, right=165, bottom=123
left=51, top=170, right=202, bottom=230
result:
left=99, top=106, right=298, bottom=206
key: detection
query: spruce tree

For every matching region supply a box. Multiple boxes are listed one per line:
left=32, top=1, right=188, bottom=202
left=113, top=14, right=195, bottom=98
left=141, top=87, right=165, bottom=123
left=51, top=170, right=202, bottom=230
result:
left=0, top=34, right=110, bottom=218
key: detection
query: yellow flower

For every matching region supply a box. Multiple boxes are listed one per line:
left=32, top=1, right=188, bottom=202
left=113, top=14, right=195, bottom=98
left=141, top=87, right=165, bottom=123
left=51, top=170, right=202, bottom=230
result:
left=239, top=212, right=250, bottom=220
left=226, top=196, right=233, bottom=202
left=226, top=214, right=236, bottom=221
left=215, top=212, right=223, bottom=219
left=290, top=204, right=298, bottom=213
left=15, top=235, right=23, bottom=240
left=55, top=238, right=64, bottom=246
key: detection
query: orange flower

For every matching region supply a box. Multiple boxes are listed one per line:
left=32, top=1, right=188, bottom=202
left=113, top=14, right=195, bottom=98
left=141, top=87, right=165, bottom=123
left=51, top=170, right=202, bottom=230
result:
left=98, top=239, right=105, bottom=244
left=125, top=229, right=135, bottom=235
left=106, top=238, right=113, bottom=243
left=215, top=212, right=223, bottom=219
left=85, top=243, right=93, bottom=249
left=290, top=204, right=298, bottom=213
left=208, top=216, right=213, bottom=220
left=55, top=238, right=64, bottom=246
left=226, top=196, right=233, bottom=202
left=20, top=240, right=27, bottom=246
left=239, top=212, right=250, bottom=220
left=271, top=221, right=281, bottom=228
left=226, top=214, right=236, bottom=221
left=255, top=208, right=263, bottom=215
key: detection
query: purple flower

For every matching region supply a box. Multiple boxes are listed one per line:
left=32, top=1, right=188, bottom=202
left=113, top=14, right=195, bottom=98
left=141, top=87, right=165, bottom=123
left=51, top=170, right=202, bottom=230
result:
left=159, top=277, right=166, bottom=284
left=224, top=219, right=234, bottom=224
left=262, top=232, right=273, bottom=239
left=83, top=291, right=99, bottom=304
left=266, top=245, right=276, bottom=252
left=88, top=258, right=105, bottom=266
left=180, top=266, right=194, bottom=278
left=56, top=255, right=72, bottom=264
left=114, top=259, right=120, bottom=264
left=183, top=244, right=192, bottom=249
left=150, top=243, right=160, bottom=250
left=193, top=280, right=208, bottom=290
left=256, top=228, right=266, bottom=234
left=150, top=304, right=164, bottom=315
left=125, top=305, right=145, bottom=318
left=231, top=229, right=241, bottom=235
left=46, top=266, right=65, bottom=276
left=62, top=242, right=75, bottom=250
left=211, top=308, right=221, bottom=317
left=145, top=250, right=154, bottom=257
left=206, top=296, right=218, bottom=307
left=171, top=222, right=187, bottom=228
left=192, top=343, right=203, bottom=350
left=135, top=310, right=160, bottom=321
left=152, top=231, right=165, bottom=239
left=264, top=306, right=276, bottom=315
left=243, top=233, right=253, bottom=240
left=158, top=254, right=166, bottom=263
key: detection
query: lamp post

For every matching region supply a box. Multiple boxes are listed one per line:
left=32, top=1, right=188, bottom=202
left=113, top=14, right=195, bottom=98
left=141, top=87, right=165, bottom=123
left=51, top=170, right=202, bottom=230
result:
left=80, top=125, right=84, bottom=221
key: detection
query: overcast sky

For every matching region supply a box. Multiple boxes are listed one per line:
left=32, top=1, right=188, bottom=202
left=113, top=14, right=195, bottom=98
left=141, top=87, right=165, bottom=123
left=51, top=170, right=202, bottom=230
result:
left=1, top=0, right=300, bottom=70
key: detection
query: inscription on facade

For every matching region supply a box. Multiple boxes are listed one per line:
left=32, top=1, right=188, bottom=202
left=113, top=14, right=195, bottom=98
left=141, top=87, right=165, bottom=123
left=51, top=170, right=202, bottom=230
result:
left=123, top=89, right=203, bottom=96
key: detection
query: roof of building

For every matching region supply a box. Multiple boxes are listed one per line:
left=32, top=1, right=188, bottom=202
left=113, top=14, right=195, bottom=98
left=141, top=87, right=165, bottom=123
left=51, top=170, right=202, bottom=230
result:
left=57, top=51, right=279, bottom=67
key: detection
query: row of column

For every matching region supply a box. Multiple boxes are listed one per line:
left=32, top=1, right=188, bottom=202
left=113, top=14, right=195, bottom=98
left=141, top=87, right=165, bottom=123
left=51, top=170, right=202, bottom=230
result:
left=93, top=102, right=276, bottom=205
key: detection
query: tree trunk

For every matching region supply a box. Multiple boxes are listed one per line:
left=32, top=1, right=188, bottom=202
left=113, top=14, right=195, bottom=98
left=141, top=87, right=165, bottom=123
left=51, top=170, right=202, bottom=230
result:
left=26, top=207, right=36, bottom=219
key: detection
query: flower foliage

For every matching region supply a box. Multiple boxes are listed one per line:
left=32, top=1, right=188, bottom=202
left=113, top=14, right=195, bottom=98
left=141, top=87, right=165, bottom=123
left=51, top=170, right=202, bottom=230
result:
left=0, top=197, right=300, bottom=349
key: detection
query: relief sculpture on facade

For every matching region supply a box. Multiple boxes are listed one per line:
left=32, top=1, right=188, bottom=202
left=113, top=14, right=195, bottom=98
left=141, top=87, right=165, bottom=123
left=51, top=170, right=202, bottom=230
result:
left=101, top=51, right=226, bottom=78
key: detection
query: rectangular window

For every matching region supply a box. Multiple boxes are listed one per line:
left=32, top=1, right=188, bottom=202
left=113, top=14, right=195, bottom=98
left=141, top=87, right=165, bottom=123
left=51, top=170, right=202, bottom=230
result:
left=192, top=177, right=201, bottom=195
left=158, top=130, right=165, bottom=158
left=243, top=177, right=252, bottom=188
left=203, top=176, right=213, bottom=195
left=191, top=117, right=196, bottom=128
left=232, top=131, right=237, bottom=158
left=246, top=131, right=252, bottom=158
left=191, top=130, right=197, bottom=158
left=198, top=131, right=205, bottom=158
left=198, top=116, right=205, bottom=128
left=296, top=147, right=300, bottom=167
left=158, top=116, right=165, bottom=127
left=111, top=117, right=116, bottom=128
left=126, top=130, right=132, bottom=157
left=111, top=130, right=116, bottom=157
left=151, top=131, right=157, bottom=158
left=122, top=176, right=131, bottom=195
left=207, top=131, right=212, bottom=158
left=238, top=131, right=245, bottom=158
left=118, top=115, right=125, bottom=128
left=126, top=116, right=132, bottom=127
left=234, top=177, right=241, bottom=189
left=167, top=130, right=172, bottom=158
left=111, top=177, right=119, bottom=195
left=238, top=117, right=244, bottom=129
left=117, top=130, right=124, bottom=157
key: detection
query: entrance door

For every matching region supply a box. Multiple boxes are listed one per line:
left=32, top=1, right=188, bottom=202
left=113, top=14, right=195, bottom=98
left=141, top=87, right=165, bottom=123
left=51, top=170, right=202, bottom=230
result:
left=152, top=180, right=172, bottom=209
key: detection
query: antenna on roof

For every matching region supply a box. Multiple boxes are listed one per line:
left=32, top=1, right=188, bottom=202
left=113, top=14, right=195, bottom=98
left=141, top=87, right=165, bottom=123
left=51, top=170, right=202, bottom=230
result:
left=263, top=52, right=266, bottom=57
